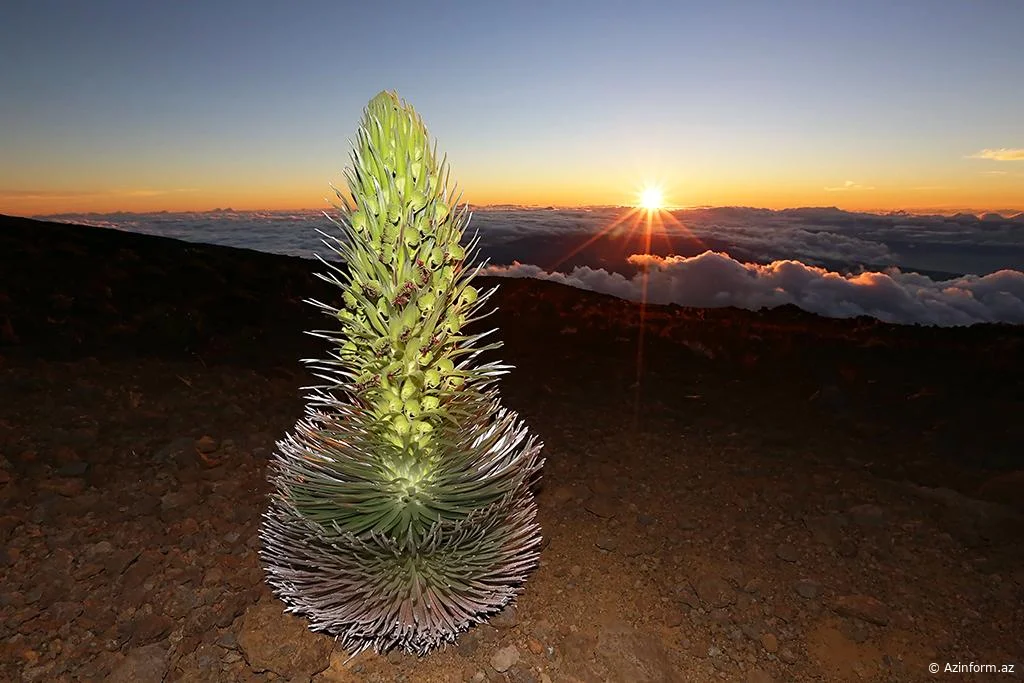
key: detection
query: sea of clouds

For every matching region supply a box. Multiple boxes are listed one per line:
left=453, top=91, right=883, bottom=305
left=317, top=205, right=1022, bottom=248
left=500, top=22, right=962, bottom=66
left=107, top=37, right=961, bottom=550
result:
left=38, top=206, right=1024, bottom=327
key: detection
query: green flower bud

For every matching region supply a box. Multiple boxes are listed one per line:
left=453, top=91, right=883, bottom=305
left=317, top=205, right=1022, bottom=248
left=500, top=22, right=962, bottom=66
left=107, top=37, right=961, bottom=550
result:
left=400, top=379, right=416, bottom=401
left=404, top=398, right=420, bottom=417
left=417, top=291, right=436, bottom=312
left=393, top=414, right=410, bottom=435
left=434, top=201, right=449, bottom=222
left=410, top=190, right=427, bottom=212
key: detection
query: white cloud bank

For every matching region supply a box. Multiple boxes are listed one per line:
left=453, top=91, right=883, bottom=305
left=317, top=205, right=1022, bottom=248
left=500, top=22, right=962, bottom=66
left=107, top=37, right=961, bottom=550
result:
left=486, top=252, right=1024, bottom=327
left=34, top=206, right=1024, bottom=326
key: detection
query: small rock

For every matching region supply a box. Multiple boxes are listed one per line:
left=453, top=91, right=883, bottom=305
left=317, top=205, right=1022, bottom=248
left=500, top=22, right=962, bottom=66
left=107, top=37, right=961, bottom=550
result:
left=216, top=631, right=238, bottom=649
left=74, top=562, right=104, bottom=580
left=107, top=643, right=170, bottom=683
left=709, top=608, right=731, bottom=625
left=38, top=477, right=86, bottom=497
left=760, top=632, right=778, bottom=653
left=105, top=548, right=141, bottom=577
left=677, top=517, right=699, bottom=531
left=779, top=646, right=799, bottom=664
left=839, top=618, right=870, bottom=643
left=195, top=436, right=219, bottom=454
left=677, top=583, right=701, bottom=608
left=202, top=566, right=224, bottom=586
left=794, top=579, right=821, bottom=599
left=491, top=644, right=520, bottom=673
left=804, top=514, right=844, bottom=548
left=746, top=668, right=774, bottom=683
left=837, top=539, right=859, bottom=558
left=848, top=503, right=885, bottom=527
left=595, top=535, right=619, bottom=552
left=152, top=437, right=195, bottom=465
left=832, top=594, right=890, bottom=626
left=57, top=461, right=89, bottom=477
left=508, top=664, right=540, bottom=683
left=456, top=629, right=481, bottom=657
left=584, top=495, right=618, bottom=519
left=775, top=543, right=799, bottom=563
left=694, top=575, right=736, bottom=608
left=490, top=604, right=518, bottom=630
left=237, top=599, right=333, bottom=678
left=129, top=613, right=175, bottom=646
left=48, top=601, right=84, bottom=624
left=160, top=489, right=196, bottom=513
left=86, top=540, right=114, bottom=557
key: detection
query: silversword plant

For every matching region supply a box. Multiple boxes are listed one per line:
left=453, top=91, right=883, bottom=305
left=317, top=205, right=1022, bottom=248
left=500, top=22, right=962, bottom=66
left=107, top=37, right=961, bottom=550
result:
left=260, top=91, right=544, bottom=655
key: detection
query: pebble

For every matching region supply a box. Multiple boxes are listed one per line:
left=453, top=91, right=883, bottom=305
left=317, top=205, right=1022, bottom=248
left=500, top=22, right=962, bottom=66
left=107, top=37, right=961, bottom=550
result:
left=832, top=594, right=890, bottom=626
left=775, top=543, right=799, bottom=563
left=848, top=503, right=885, bottom=527
left=694, top=575, right=736, bottom=608
left=794, top=578, right=821, bottom=599
left=489, top=604, right=518, bottom=629
left=490, top=644, right=520, bottom=673
left=195, top=436, right=219, bottom=454
left=584, top=495, right=618, bottom=518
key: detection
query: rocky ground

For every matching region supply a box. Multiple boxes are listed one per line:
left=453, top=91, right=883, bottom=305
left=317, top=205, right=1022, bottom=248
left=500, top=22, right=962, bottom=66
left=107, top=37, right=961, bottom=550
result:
left=1, top=215, right=1023, bottom=682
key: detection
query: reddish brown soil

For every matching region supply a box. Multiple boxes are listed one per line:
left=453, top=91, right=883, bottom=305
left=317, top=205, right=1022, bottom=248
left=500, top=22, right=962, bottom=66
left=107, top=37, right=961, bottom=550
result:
left=1, top=215, right=1022, bottom=682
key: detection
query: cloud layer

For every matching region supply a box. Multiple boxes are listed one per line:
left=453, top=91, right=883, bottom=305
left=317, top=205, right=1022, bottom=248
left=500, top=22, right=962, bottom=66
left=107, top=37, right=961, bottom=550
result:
left=32, top=205, right=1024, bottom=326
left=487, top=253, right=1024, bottom=327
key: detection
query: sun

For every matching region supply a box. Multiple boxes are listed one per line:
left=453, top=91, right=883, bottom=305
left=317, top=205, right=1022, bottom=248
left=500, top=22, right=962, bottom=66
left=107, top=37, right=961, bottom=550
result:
left=638, top=186, right=664, bottom=211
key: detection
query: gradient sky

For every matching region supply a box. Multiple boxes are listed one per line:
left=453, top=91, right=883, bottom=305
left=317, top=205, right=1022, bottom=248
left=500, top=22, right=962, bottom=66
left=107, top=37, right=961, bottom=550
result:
left=2, top=0, right=1022, bottom=215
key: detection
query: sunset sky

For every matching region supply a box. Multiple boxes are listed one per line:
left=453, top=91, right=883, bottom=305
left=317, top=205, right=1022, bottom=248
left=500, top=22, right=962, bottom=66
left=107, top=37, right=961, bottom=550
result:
left=2, top=0, right=1022, bottom=215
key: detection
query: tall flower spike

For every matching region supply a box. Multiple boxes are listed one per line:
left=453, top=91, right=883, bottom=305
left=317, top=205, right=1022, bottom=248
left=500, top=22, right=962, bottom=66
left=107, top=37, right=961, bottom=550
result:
left=259, top=91, right=544, bottom=655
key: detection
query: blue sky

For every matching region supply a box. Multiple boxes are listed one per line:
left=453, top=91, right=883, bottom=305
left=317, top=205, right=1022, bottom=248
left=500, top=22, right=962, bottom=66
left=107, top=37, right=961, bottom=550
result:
left=2, top=0, right=1022, bottom=213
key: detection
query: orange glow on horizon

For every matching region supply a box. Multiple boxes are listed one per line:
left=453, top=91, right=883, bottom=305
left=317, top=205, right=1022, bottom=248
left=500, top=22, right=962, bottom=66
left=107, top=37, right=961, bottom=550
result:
left=3, top=179, right=1022, bottom=217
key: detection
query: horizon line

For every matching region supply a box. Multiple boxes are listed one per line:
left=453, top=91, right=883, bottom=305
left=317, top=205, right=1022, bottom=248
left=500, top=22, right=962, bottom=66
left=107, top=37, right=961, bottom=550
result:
left=18, top=203, right=1024, bottom=219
